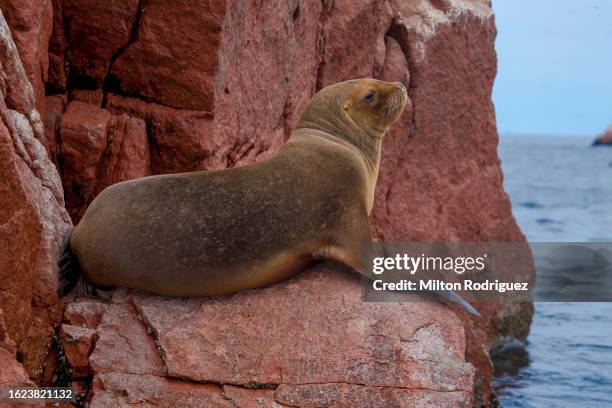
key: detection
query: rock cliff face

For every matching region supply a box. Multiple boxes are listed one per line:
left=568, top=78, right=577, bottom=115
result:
left=0, top=0, right=532, bottom=407
left=0, top=6, right=70, bottom=397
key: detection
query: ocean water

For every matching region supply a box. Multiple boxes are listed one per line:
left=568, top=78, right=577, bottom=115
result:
left=493, top=135, right=612, bottom=407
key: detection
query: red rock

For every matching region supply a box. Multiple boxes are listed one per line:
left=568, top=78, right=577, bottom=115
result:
left=39, top=346, right=57, bottom=387
left=103, top=1, right=324, bottom=173
left=99, top=113, right=150, bottom=184
left=42, top=94, right=66, bottom=165
left=59, top=101, right=111, bottom=218
left=89, top=373, right=234, bottom=408
left=0, top=309, right=16, bottom=353
left=0, top=11, right=71, bottom=380
left=275, top=384, right=471, bottom=408
left=47, top=0, right=67, bottom=91
left=381, top=36, right=411, bottom=87
left=210, top=0, right=324, bottom=167
left=69, top=89, right=103, bottom=106
left=89, top=303, right=164, bottom=376
left=0, top=347, right=32, bottom=386
left=0, top=348, right=45, bottom=408
left=17, top=319, right=55, bottom=380
left=107, top=94, right=213, bottom=173
left=0, top=293, right=30, bottom=353
left=63, top=300, right=109, bottom=329
left=70, top=380, right=89, bottom=403
left=59, top=324, right=96, bottom=378
left=0, top=0, right=53, bottom=115
left=593, top=126, right=612, bottom=146
left=78, top=267, right=474, bottom=407
left=222, top=385, right=288, bottom=408
left=368, top=2, right=533, bottom=403
left=8, top=109, right=64, bottom=202
left=0, top=308, right=44, bottom=407
left=63, top=0, right=140, bottom=86
left=317, top=0, right=393, bottom=87
left=0, top=10, right=37, bottom=116
left=110, top=0, right=225, bottom=111
left=132, top=267, right=474, bottom=397
left=59, top=100, right=149, bottom=221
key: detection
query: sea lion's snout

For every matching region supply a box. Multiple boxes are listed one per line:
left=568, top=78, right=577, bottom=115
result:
left=379, top=81, right=407, bottom=128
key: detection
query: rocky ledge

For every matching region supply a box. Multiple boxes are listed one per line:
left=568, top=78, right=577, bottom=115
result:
left=59, top=267, right=474, bottom=407
left=0, top=0, right=533, bottom=407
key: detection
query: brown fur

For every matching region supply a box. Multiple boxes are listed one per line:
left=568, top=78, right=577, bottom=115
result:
left=70, top=79, right=407, bottom=296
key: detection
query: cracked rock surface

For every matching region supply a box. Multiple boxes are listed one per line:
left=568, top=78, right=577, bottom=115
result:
left=65, top=267, right=475, bottom=408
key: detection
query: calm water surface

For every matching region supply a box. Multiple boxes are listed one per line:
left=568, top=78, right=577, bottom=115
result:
left=494, top=135, right=612, bottom=407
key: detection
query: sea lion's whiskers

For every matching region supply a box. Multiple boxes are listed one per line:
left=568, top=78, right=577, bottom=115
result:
left=379, top=93, right=402, bottom=128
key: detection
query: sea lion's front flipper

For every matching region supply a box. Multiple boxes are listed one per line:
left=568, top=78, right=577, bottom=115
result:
left=321, top=245, right=481, bottom=318
left=317, top=226, right=481, bottom=318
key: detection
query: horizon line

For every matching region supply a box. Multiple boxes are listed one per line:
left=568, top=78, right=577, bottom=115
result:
left=499, top=132, right=598, bottom=139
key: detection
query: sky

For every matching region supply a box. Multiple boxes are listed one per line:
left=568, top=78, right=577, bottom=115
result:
left=492, top=0, right=612, bottom=136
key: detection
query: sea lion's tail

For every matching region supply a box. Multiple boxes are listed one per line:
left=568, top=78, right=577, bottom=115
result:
left=434, top=289, right=481, bottom=317
left=57, top=228, right=81, bottom=297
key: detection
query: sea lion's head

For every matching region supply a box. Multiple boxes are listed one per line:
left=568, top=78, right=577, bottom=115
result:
left=293, top=79, right=407, bottom=210
left=341, top=79, right=407, bottom=133
left=297, top=78, right=407, bottom=141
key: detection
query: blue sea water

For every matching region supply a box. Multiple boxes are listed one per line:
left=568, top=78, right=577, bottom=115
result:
left=493, top=135, right=612, bottom=407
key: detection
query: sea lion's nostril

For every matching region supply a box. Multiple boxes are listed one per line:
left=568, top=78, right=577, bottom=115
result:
left=395, top=82, right=407, bottom=93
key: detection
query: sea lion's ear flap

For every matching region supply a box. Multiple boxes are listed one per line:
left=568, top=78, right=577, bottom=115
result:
left=342, top=102, right=349, bottom=111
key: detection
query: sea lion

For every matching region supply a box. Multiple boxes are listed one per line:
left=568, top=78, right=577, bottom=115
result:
left=58, top=78, right=479, bottom=316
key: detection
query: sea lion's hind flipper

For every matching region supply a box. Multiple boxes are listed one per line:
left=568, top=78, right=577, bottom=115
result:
left=57, top=228, right=81, bottom=297
left=433, top=289, right=481, bottom=318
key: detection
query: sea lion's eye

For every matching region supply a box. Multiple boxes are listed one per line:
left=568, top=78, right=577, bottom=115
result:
left=364, top=90, right=376, bottom=103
